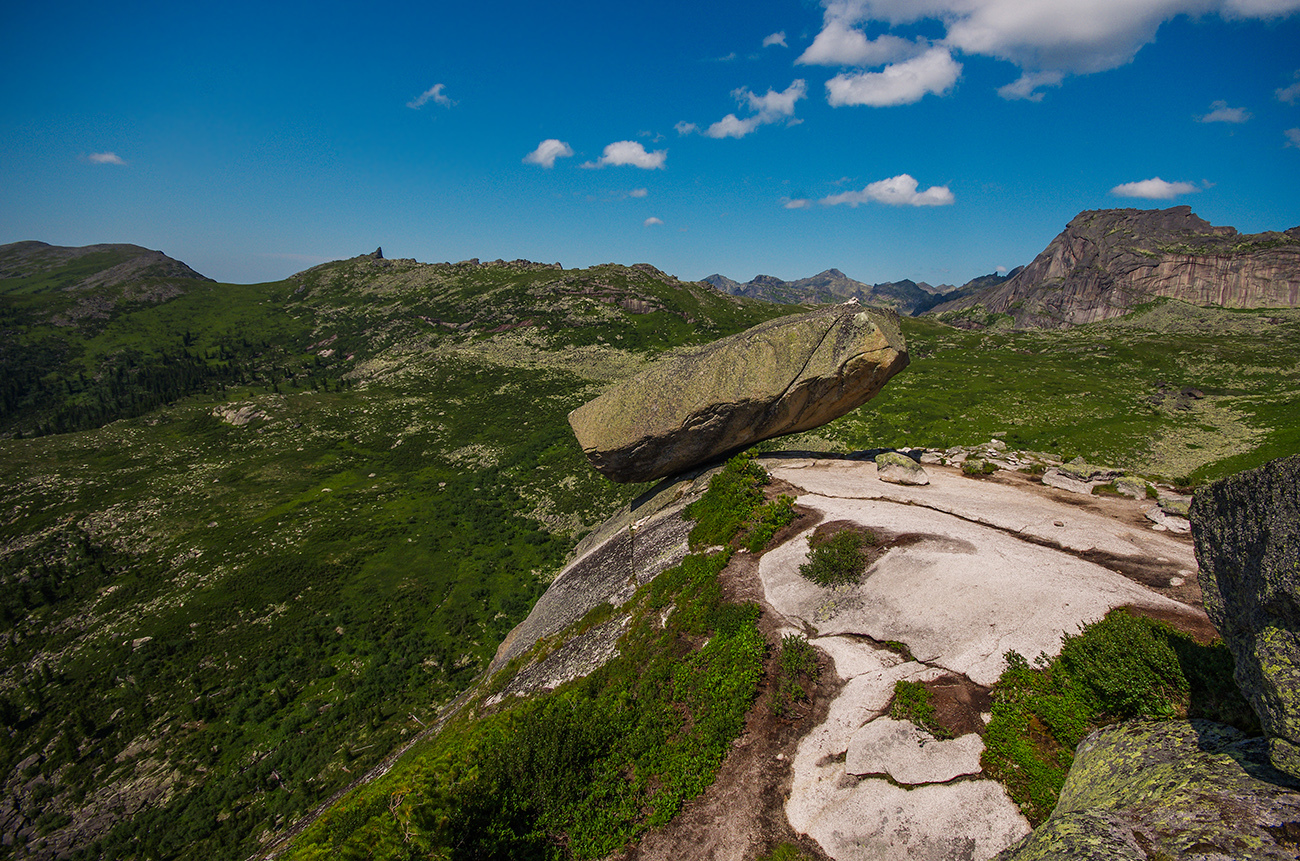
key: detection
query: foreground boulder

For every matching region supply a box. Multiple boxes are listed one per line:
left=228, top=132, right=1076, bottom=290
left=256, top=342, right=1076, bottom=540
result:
left=996, top=720, right=1300, bottom=860
left=1190, top=454, right=1300, bottom=776
left=568, top=303, right=907, bottom=483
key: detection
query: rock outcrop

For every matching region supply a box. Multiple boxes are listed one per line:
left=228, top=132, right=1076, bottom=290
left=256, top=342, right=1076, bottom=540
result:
left=1190, top=454, right=1300, bottom=777
left=929, top=206, right=1300, bottom=328
left=568, top=304, right=908, bottom=483
left=874, top=451, right=929, bottom=486
left=995, top=720, right=1300, bottom=860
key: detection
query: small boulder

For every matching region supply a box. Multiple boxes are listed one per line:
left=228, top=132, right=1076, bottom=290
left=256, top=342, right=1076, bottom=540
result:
left=568, top=304, right=908, bottom=483
left=1190, top=454, right=1300, bottom=776
left=876, top=451, right=930, bottom=486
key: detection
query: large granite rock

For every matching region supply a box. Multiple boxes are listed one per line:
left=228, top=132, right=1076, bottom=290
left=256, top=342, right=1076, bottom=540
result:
left=1190, top=454, right=1300, bottom=776
left=995, top=720, right=1300, bottom=860
left=568, top=303, right=908, bottom=483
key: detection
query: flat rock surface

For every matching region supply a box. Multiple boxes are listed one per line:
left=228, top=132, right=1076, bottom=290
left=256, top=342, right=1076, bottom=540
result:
left=757, top=456, right=1210, bottom=861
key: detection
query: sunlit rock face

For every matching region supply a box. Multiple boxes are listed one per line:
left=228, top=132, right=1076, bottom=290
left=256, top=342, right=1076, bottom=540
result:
left=568, top=303, right=908, bottom=483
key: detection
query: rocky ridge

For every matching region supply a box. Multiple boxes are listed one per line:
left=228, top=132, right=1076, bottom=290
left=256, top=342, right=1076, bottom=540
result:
left=702, top=269, right=1016, bottom=316
left=929, top=206, right=1300, bottom=328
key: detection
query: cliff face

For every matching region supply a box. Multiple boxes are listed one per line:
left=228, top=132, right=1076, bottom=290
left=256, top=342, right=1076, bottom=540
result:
left=930, top=207, right=1300, bottom=328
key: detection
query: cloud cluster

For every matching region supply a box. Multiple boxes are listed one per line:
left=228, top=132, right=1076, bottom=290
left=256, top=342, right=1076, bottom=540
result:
left=582, top=141, right=667, bottom=169
left=523, top=139, right=574, bottom=168
left=820, top=173, right=955, bottom=206
left=763, top=31, right=787, bottom=48
left=1110, top=177, right=1200, bottom=199
left=1197, top=100, right=1252, bottom=123
left=407, top=83, right=454, bottom=110
left=802, top=0, right=1300, bottom=103
left=88, top=152, right=126, bottom=165
left=826, top=48, right=961, bottom=107
left=644, top=217, right=664, bottom=226
left=705, top=80, right=808, bottom=138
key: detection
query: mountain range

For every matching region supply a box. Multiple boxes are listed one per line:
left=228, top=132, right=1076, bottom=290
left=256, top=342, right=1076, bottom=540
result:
left=705, top=206, right=1300, bottom=329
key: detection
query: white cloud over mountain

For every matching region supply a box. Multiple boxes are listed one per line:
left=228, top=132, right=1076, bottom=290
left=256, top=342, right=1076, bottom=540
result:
left=1110, top=177, right=1200, bottom=198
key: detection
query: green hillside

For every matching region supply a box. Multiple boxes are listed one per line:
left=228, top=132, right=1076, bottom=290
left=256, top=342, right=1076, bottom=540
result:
left=2, top=244, right=1298, bottom=860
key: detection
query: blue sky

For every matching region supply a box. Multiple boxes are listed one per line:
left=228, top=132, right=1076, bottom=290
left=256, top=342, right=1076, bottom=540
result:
left=2, top=0, right=1298, bottom=287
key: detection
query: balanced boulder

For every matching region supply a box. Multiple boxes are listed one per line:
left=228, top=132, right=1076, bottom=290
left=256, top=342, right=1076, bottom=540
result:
left=568, top=303, right=908, bottom=483
left=1190, top=454, right=1300, bottom=777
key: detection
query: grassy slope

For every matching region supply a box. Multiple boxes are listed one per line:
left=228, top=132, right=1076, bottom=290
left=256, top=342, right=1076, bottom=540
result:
left=814, top=301, right=1300, bottom=484
left=2, top=247, right=1298, bottom=859
left=0, top=256, right=791, bottom=860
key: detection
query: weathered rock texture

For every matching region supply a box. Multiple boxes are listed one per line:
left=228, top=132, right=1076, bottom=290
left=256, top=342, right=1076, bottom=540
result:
left=1190, top=453, right=1300, bottom=776
left=875, top=451, right=929, bottom=486
left=930, top=206, right=1300, bottom=328
left=995, top=720, right=1300, bottom=860
left=568, top=304, right=908, bottom=483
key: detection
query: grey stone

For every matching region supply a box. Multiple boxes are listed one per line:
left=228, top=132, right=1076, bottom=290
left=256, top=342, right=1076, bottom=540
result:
left=568, top=303, right=908, bottom=483
left=845, top=718, right=983, bottom=784
left=876, top=451, right=930, bottom=486
left=1190, top=454, right=1300, bottom=776
left=996, top=720, right=1300, bottom=860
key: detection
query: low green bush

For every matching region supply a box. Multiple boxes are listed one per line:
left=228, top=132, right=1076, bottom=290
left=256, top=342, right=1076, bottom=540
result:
left=744, top=495, right=796, bottom=553
left=771, top=634, right=819, bottom=717
left=798, top=530, right=872, bottom=587
left=981, top=608, right=1256, bottom=825
left=889, top=680, right=951, bottom=739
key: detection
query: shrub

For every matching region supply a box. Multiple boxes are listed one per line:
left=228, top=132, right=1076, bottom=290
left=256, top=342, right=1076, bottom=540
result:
left=744, top=495, right=796, bottom=553
left=685, top=453, right=769, bottom=549
left=962, top=459, right=998, bottom=476
left=798, top=530, right=872, bottom=587
left=889, top=679, right=951, bottom=739
left=771, top=635, right=819, bottom=718
left=981, top=608, right=1255, bottom=825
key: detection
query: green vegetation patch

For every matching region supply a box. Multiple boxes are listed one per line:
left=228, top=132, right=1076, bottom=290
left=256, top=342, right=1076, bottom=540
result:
left=287, top=452, right=776, bottom=860
left=890, top=680, right=951, bottom=739
left=771, top=634, right=819, bottom=718
left=798, top=529, right=873, bottom=587
left=981, top=609, right=1256, bottom=824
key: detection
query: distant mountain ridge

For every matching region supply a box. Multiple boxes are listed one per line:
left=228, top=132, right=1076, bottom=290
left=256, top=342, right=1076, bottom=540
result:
left=701, top=268, right=1018, bottom=316
left=929, top=206, right=1300, bottom=328
left=0, top=240, right=211, bottom=291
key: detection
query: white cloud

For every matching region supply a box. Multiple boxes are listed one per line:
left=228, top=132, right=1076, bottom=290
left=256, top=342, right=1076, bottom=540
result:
left=997, top=70, right=1064, bottom=101
left=763, top=31, right=788, bottom=48
left=797, top=22, right=925, bottom=66
left=1286, top=128, right=1300, bottom=148
left=820, top=173, right=955, bottom=206
left=644, top=217, right=664, bottom=226
left=674, top=121, right=698, bottom=135
left=407, top=83, right=454, bottom=109
left=582, top=141, right=667, bottom=169
left=1197, top=100, right=1252, bottom=123
left=1110, top=177, right=1200, bottom=199
left=88, top=152, right=127, bottom=165
left=805, top=0, right=1300, bottom=100
left=1276, top=72, right=1300, bottom=104
left=629, top=187, right=648, bottom=197
left=706, top=79, right=808, bottom=138
left=523, top=139, right=574, bottom=168
left=783, top=198, right=814, bottom=209
left=826, top=48, right=961, bottom=107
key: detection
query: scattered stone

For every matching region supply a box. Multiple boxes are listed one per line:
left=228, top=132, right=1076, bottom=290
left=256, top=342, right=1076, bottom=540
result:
left=1057, top=459, right=1120, bottom=482
left=845, top=718, right=983, bottom=784
left=1113, top=477, right=1148, bottom=499
left=875, top=451, right=930, bottom=486
left=568, top=303, right=908, bottom=483
left=1190, top=454, right=1300, bottom=777
left=1144, top=505, right=1190, bottom=533
left=1041, top=468, right=1096, bottom=495
left=995, top=720, right=1300, bottom=860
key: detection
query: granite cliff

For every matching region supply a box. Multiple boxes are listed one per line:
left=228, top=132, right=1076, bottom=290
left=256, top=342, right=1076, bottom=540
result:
left=929, top=206, right=1300, bottom=328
